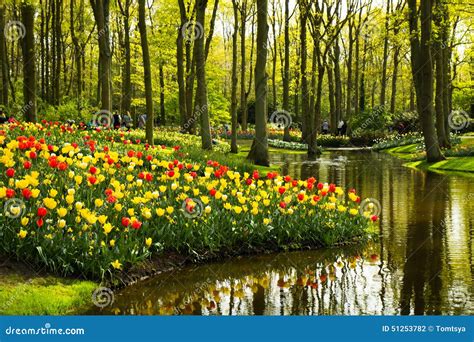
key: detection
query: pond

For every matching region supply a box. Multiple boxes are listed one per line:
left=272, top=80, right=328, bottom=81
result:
left=90, top=150, right=473, bottom=315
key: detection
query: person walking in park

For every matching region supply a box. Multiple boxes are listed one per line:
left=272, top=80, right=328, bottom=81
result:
left=122, top=111, right=132, bottom=130
left=138, top=114, right=147, bottom=129
left=113, top=111, right=122, bottom=129
left=322, top=120, right=329, bottom=135
left=337, top=120, right=344, bottom=136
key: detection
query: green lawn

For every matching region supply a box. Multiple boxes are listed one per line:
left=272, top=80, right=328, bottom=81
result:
left=0, top=271, right=96, bottom=315
left=405, top=157, right=474, bottom=174
left=382, top=135, right=474, bottom=174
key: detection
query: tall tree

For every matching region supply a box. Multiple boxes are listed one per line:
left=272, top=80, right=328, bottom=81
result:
left=230, top=0, right=239, bottom=153
left=177, top=0, right=188, bottom=129
left=408, top=0, right=444, bottom=162
left=90, top=0, right=112, bottom=111
left=118, top=0, right=132, bottom=115
left=138, top=0, right=154, bottom=144
left=380, top=0, right=390, bottom=107
left=239, top=0, right=249, bottom=131
left=21, top=2, right=37, bottom=123
left=433, top=0, right=449, bottom=147
left=0, top=5, right=8, bottom=107
left=247, top=0, right=269, bottom=166
left=299, top=0, right=309, bottom=142
left=195, top=0, right=212, bottom=150
left=282, top=0, right=291, bottom=141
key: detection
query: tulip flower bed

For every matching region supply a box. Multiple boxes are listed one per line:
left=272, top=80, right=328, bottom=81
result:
left=0, top=122, right=375, bottom=281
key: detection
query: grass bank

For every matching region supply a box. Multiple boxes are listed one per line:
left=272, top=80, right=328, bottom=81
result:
left=0, top=261, right=96, bottom=315
left=380, top=135, right=474, bottom=174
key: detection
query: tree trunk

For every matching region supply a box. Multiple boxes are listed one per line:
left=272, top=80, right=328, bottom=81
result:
left=389, top=46, right=400, bottom=114
left=138, top=0, right=154, bottom=144
left=230, top=0, right=239, bottom=153
left=441, top=3, right=451, bottom=146
left=119, top=0, right=132, bottom=115
left=282, top=0, right=291, bottom=141
left=270, top=0, right=277, bottom=110
left=195, top=0, right=212, bottom=150
left=159, top=63, right=165, bottom=125
left=346, top=22, right=353, bottom=133
left=354, top=34, right=360, bottom=115
left=327, top=61, right=336, bottom=134
left=300, top=3, right=308, bottom=142
left=408, top=0, right=444, bottom=162
left=177, top=0, right=188, bottom=129
left=360, top=35, right=368, bottom=113
left=240, top=1, right=248, bottom=131
left=0, top=5, right=8, bottom=107
left=247, top=0, right=269, bottom=166
left=334, top=39, right=342, bottom=123
left=70, top=0, right=83, bottom=110
left=380, top=0, right=390, bottom=107
left=90, top=0, right=112, bottom=112
left=54, top=0, right=61, bottom=105
left=21, top=3, right=37, bottom=123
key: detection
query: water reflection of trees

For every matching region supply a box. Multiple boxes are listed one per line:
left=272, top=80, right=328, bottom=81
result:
left=94, top=151, right=472, bottom=316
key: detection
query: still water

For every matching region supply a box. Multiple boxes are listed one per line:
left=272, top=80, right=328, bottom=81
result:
left=92, top=150, right=473, bottom=315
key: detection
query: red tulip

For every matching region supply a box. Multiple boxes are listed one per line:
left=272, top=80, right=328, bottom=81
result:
left=6, top=188, right=15, bottom=198
left=131, top=220, right=142, bottom=230
left=22, top=188, right=32, bottom=200
left=37, top=207, right=47, bottom=217
left=121, top=217, right=131, bottom=227
left=5, top=168, right=15, bottom=178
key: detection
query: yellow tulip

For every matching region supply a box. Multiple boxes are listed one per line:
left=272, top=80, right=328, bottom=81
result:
left=43, top=197, right=57, bottom=210
left=103, top=223, right=113, bottom=235
left=17, top=230, right=27, bottom=239
left=111, top=259, right=122, bottom=270
left=57, top=207, right=68, bottom=218
left=145, top=238, right=152, bottom=247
